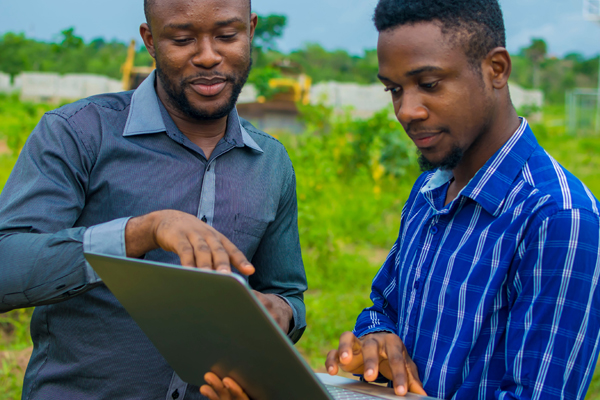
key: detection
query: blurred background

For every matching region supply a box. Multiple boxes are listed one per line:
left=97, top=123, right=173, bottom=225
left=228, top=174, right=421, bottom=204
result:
left=1, top=0, right=600, bottom=399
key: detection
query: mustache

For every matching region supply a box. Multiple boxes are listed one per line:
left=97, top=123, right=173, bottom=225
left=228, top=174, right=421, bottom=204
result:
left=405, top=126, right=449, bottom=136
left=181, top=72, right=232, bottom=84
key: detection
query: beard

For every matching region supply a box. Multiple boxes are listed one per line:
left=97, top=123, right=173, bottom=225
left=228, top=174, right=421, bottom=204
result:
left=156, top=57, right=252, bottom=121
left=417, top=146, right=464, bottom=172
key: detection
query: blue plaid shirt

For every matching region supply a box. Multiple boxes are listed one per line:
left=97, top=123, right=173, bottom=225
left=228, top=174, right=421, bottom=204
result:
left=354, top=119, right=600, bottom=399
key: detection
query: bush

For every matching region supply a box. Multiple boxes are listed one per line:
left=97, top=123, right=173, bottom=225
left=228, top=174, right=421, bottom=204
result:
left=0, top=94, right=54, bottom=156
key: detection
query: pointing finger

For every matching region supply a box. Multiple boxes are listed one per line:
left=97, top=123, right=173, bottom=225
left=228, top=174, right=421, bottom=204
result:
left=218, top=232, right=255, bottom=275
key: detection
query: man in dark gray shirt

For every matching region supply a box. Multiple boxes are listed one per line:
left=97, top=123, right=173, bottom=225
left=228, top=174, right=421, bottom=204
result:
left=0, top=0, right=307, bottom=398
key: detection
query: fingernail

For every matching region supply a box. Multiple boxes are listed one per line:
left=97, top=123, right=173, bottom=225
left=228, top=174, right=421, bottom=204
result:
left=328, top=366, right=334, bottom=374
left=397, top=385, right=406, bottom=393
left=366, top=369, right=374, bottom=376
left=341, top=352, right=349, bottom=359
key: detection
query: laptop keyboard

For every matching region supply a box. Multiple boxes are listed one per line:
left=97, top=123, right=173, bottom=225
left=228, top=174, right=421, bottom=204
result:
left=324, top=384, right=387, bottom=399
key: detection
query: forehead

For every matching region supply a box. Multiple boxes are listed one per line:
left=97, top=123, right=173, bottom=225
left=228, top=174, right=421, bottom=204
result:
left=150, top=0, right=250, bottom=28
left=377, top=22, right=467, bottom=77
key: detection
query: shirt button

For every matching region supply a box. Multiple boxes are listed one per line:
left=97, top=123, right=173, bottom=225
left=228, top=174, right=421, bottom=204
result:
left=201, top=215, right=208, bottom=223
left=172, top=389, right=180, bottom=399
left=430, top=225, right=438, bottom=235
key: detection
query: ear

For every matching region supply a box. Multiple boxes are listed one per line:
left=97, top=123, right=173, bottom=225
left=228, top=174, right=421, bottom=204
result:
left=140, top=23, right=156, bottom=59
left=485, top=47, right=511, bottom=90
left=249, top=13, right=258, bottom=43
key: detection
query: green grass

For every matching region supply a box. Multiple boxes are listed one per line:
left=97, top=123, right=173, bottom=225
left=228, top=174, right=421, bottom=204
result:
left=0, top=309, right=33, bottom=400
left=1, top=101, right=600, bottom=399
left=0, top=155, right=17, bottom=189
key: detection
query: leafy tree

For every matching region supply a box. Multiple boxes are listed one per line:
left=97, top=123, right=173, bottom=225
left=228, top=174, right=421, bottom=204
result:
left=253, top=14, right=287, bottom=53
left=0, top=24, right=598, bottom=107
left=0, top=28, right=149, bottom=80
left=289, top=43, right=378, bottom=84
left=523, top=38, right=547, bottom=89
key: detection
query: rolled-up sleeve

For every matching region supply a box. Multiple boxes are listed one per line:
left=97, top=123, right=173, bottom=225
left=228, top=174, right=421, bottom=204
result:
left=248, top=168, right=307, bottom=344
left=0, top=112, right=128, bottom=312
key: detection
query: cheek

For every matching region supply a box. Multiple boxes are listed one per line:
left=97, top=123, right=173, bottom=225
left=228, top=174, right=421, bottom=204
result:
left=221, top=40, right=251, bottom=66
left=156, top=44, right=192, bottom=71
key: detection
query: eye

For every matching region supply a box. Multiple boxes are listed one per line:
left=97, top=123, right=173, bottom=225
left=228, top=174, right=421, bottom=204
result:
left=217, top=33, right=237, bottom=40
left=384, top=87, right=401, bottom=95
left=173, top=38, right=193, bottom=45
left=421, top=81, right=439, bottom=90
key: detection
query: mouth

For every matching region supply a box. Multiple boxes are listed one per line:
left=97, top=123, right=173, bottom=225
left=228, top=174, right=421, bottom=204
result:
left=189, top=77, right=228, bottom=97
left=409, top=131, right=444, bottom=149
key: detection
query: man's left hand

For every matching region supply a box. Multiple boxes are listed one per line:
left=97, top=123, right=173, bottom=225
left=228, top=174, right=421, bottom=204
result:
left=253, top=291, right=293, bottom=334
left=199, top=293, right=292, bottom=399
left=200, top=373, right=249, bottom=400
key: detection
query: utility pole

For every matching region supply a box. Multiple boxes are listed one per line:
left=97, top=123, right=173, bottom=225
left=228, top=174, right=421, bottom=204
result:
left=583, top=0, right=600, bottom=133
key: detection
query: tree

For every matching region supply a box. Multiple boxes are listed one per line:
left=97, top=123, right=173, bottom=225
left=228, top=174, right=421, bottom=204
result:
left=253, top=14, right=287, bottom=53
left=523, top=38, right=547, bottom=89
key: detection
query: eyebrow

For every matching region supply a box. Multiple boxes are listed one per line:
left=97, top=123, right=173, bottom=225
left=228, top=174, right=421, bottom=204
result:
left=164, top=23, right=194, bottom=30
left=378, top=66, right=444, bottom=82
left=163, top=17, right=245, bottom=31
left=406, top=66, right=444, bottom=77
left=214, top=17, right=246, bottom=28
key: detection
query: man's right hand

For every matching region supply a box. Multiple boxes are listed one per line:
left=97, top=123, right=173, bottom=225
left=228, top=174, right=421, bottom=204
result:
left=325, top=331, right=427, bottom=397
left=124, top=210, right=255, bottom=275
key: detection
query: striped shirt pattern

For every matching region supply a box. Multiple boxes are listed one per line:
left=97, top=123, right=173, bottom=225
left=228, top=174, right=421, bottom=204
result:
left=354, top=119, right=600, bottom=399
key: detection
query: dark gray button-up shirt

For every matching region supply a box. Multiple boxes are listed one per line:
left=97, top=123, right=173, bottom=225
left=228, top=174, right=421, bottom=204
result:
left=0, top=71, right=307, bottom=399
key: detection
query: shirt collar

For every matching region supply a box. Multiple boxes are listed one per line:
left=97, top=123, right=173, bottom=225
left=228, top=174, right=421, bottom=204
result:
left=123, top=70, right=263, bottom=153
left=421, top=118, right=538, bottom=216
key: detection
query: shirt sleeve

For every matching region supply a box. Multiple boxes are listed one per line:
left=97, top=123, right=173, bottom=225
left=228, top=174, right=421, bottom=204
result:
left=248, top=168, right=307, bottom=344
left=0, top=111, right=128, bottom=312
left=497, top=209, right=600, bottom=400
left=353, top=240, right=400, bottom=338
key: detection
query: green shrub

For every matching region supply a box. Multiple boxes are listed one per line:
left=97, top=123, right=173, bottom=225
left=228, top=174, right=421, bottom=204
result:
left=1, top=99, right=600, bottom=398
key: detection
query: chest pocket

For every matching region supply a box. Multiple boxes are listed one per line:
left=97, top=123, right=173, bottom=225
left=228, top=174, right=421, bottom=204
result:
left=232, top=213, right=269, bottom=261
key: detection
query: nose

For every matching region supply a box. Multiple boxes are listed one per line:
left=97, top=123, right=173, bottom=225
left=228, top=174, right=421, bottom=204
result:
left=191, top=37, right=223, bottom=69
left=395, top=92, right=428, bottom=125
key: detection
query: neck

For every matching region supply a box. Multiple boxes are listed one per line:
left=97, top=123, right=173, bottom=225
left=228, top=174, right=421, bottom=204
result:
left=156, top=78, right=228, bottom=160
left=445, top=106, right=521, bottom=205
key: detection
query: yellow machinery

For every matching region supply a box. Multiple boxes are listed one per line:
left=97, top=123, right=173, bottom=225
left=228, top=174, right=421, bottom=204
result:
left=121, top=40, right=155, bottom=91
left=266, top=74, right=312, bottom=105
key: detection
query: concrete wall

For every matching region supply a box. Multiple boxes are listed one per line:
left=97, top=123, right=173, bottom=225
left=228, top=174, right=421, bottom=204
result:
left=237, top=84, right=258, bottom=104
left=310, top=82, right=391, bottom=118
left=0, top=72, right=18, bottom=93
left=5, top=72, right=542, bottom=113
left=310, top=81, right=544, bottom=118
left=509, top=82, right=544, bottom=110
left=0, top=73, right=11, bottom=92
left=17, top=72, right=122, bottom=102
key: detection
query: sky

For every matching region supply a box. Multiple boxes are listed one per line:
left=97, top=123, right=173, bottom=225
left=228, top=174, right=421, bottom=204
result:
left=0, top=0, right=599, bottom=57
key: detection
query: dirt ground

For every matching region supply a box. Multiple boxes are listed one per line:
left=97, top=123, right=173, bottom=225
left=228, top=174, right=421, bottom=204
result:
left=0, top=346, right=32, bottom=372
left=0, top=139, right=8, bottom=154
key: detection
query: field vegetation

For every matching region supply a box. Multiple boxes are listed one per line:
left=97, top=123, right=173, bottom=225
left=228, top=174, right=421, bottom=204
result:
left=1, top=20, right=598, bottom=103
left=0, top=94, right=599, bottom=398
left=1, top=13, right=600, bottom=399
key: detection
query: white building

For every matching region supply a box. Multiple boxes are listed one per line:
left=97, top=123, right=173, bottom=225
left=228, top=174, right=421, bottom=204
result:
left=18, top=72, right=122, bottom=103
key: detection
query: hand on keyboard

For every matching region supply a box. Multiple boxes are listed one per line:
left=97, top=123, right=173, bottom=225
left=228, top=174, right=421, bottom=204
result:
left=325, top=332, right=427, bottom=397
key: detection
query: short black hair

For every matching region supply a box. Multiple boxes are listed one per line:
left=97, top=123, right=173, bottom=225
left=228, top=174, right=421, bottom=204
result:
left=373, top=0, right=505, bottom=67
left=144, top=0, right=252, bottom=25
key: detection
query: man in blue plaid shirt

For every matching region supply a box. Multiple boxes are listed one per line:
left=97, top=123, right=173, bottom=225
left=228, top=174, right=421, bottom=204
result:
left=323, top=1, right=600, bottom=399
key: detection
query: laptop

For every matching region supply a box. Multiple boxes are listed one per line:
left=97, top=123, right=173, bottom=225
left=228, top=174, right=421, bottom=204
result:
left=85, top=253, right=437, bottom=400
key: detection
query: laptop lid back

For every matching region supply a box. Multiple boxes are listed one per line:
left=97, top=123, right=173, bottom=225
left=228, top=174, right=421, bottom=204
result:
left=85, top=253, right=330, bottom=400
